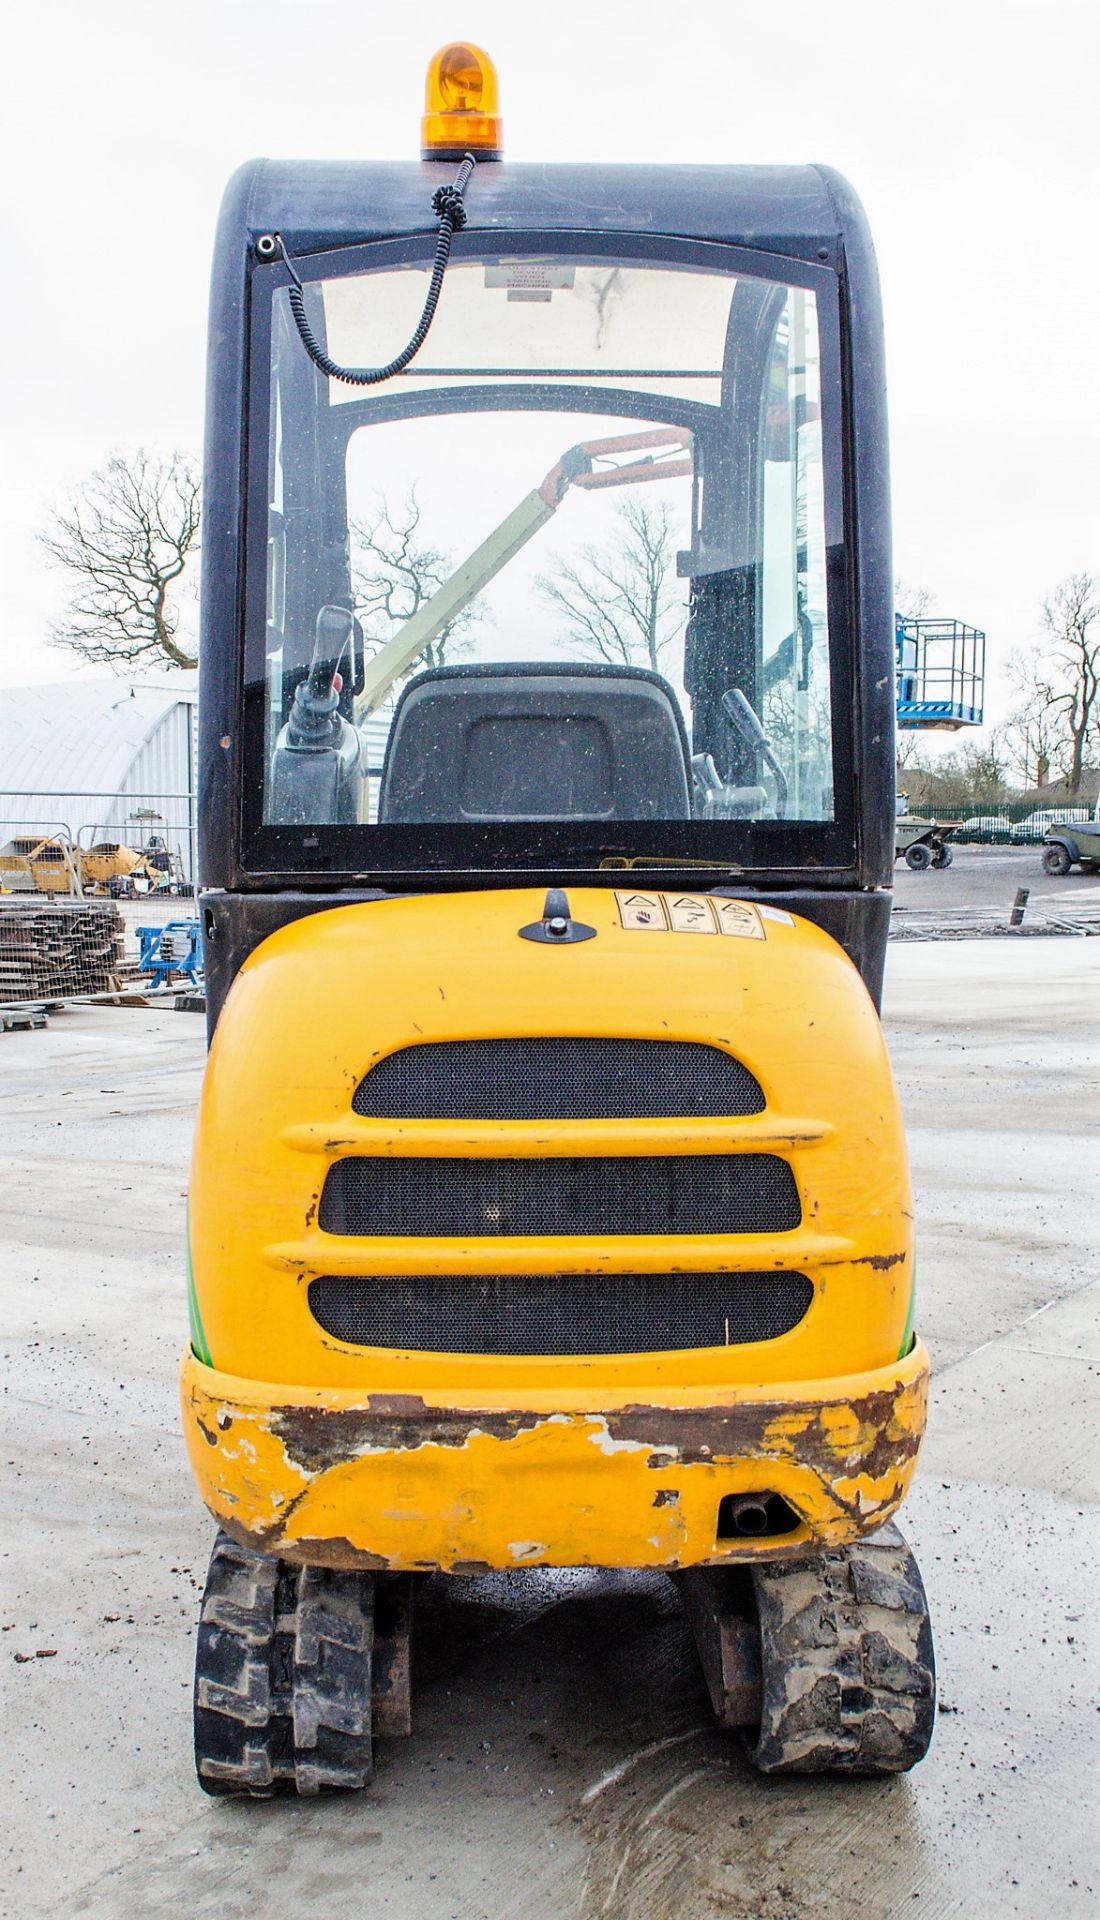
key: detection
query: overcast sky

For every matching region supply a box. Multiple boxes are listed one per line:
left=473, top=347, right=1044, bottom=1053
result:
left=1, top=0, right=1096, bottom=740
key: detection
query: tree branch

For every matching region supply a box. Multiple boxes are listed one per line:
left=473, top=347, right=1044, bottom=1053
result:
left=40, top=449, right=201, bottom=670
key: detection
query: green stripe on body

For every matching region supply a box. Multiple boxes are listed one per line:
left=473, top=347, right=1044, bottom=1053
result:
left=186, top=1203, right=213, bottom=1367
left=897, top=1255, right=916, bottom=1360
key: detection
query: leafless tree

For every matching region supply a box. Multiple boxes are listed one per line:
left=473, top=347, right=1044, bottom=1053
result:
left=40, top=450, right=200, bottom=669
left=1037, top=572, right=1099, bottom=794
left=899, top=736, right=1008, bottom=812
left=998, top=662, right=1064, bottom=792
left=536, top=498, right=684, bottom=672
left=894, top=578, right=935, bottom=621
left=954, top=736, right=1009, bottom=802
left=1001, top=577, right=1100, bottom=794
left=350, top=491, right=481, bottom=679
left=895, top=732, right=932, bottom=776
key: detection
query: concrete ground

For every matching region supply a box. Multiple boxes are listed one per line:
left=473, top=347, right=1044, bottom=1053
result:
left=1, top=939, right=1097, bottom=1920
left=892, top=843, right=1099, bottom=930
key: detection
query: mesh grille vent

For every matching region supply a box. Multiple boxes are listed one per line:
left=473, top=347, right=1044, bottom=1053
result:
left=317, top=1154, right=800, bottom=1239
left=353, top=1038, right=764, bottom=1120
left=307, top=1270, right=814, bottom=1355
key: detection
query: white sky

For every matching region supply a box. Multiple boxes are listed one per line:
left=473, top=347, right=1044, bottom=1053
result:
left=1, top=0, right=1097, bottom=747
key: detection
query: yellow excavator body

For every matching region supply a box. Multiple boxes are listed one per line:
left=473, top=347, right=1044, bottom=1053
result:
left=182, top=886, right=925, bottom=1574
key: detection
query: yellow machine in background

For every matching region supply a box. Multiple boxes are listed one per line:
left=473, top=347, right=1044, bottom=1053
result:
left=185, top=45, right=936, bottom=1795
left=0, top=835, right=79, bottom=894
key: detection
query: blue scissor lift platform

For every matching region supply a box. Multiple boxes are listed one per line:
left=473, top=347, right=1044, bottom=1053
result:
left=896, top=617, right=985, bottom=730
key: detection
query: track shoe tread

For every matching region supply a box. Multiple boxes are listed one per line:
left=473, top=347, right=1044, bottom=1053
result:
left=193, top=1532, right=375, bottom=1797
left=745, top=1522, right=935, bottom=1774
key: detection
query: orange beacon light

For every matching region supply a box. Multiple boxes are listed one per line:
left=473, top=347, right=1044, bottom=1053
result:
left=421, top=42, right=503, bottom=161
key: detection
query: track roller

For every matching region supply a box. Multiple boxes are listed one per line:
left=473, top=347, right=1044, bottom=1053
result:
left=193, top=1531, right=412, bottom=1797
left=683, top=1522, right=935, bottom=1775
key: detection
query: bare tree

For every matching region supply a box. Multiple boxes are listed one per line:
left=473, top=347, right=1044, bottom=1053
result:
left=894, top=578, right=935, bottom=621
left=955, top=736, right=1009, bottom=802
left=895, top=732, right=932, bottom=775
left=350, top=491, right=481, bottom=681
left=1002, top=577, right=1100, bottom=794
left=41, top=450, right=200, bottom=669
left=1038, top=573, right=1099, bottom=795
left=999, top=661, right=1065, bottom=792
left=536, top=498, right=684, bottom=672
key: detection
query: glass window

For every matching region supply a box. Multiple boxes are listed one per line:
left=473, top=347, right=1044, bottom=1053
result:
left=245, top=245, right=845, bottom=870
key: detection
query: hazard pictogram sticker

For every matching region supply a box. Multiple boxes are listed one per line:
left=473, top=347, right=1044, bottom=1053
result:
left=712, top=899, right=765, bottom=940
left=666, top=894, right=717, bottom=934
left=615, top=890, right=668, bottom=930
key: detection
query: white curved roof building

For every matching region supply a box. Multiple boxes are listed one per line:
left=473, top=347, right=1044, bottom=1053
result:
left=0, top=675, right=197, bottom=879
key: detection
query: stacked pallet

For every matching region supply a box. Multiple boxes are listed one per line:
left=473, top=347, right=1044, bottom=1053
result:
left=0, top=898, right=128, bottom=1001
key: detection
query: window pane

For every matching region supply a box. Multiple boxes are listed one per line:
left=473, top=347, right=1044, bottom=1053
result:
left=252, top=251, right=841, bottom=856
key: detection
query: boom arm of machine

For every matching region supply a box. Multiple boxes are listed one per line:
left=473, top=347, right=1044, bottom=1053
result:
left=267, top=427, right=694, bottom=827
left=354, top=427, right=693, bottom=717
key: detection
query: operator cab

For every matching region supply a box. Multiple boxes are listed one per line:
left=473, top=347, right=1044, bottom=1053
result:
left=200, top=136, right=897, bottom=1005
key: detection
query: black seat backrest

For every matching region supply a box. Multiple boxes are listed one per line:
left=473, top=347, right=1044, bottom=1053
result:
left=377, top=662, right=691, bottom=824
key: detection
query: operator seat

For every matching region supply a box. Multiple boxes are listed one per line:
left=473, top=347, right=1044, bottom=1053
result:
left=377, top=662, right=692, bottom=823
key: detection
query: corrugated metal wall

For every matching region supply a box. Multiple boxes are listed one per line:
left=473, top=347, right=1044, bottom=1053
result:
left=0, top=684, right=198, bottom=886
left=98, top=700, right=197, bottom=879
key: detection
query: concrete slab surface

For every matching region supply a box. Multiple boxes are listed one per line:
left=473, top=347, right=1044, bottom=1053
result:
left=891, top=844, right=1099, bottom=936
left=1, top=939, right=1097, bottom=1919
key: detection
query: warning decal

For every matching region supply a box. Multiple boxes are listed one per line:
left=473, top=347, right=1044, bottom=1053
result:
left=615, top=893, right=769, bottom=939
left=615, top=891, right=668, bottom=930
left=712, top=899, right=765, bottom=940
left=667, top=894, right=716, bottom=934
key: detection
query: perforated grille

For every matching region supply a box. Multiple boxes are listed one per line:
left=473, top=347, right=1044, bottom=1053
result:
left=307, top=1270, right=814, bottom=1354
left=317, top=1154, right=801, bottom=1238
left=352, top=1039, right=765, bottom=1120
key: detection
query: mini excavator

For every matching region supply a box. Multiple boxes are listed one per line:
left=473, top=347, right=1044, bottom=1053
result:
left=184, top=42, right=935, bottom=1793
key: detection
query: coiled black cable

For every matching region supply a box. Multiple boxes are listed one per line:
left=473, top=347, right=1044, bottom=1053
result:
left=273, top=154, right=477, bottom=388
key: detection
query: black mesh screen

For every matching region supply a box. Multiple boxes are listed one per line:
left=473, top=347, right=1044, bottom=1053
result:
left=318, top=1154, right=800, bottom=1238
left=307, top=1270, right=814, bottom=1354
left=353, top=1039, right=764, bottom=1120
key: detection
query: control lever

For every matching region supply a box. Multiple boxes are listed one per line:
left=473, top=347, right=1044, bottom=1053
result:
left=721, top=689, right=789, bottom=819
left=268, top=606, right=364, bottom=827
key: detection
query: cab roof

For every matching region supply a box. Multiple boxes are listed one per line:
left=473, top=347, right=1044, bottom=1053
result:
left=228, top=158, right=852, bottom=265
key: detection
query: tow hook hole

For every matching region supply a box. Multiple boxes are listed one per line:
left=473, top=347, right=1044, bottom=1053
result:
left=716, top=1492, right=801, bottom=1541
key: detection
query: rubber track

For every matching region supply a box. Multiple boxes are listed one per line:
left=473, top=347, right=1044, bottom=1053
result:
left=194, top=1531, right=375, bottom=1796
left=744, top=1522, right=936, bottom=1773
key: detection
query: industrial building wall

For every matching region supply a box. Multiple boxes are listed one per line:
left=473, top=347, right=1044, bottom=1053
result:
left=93, top=698, right=197, bottom=873
left=0, top=681, right=198, bottom=889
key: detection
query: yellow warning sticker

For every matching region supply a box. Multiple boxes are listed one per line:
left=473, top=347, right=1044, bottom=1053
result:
left=667, top=893, right=718, bottom=934
left=615, top=890, right=668, bottom=931
left=712, top=898, right=765, bottom=940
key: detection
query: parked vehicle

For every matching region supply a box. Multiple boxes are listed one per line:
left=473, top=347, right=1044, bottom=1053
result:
left=956, top=814, right=1013, bottom=845
left=1041, top=806, right=1100, bottom=875
left=1010, top=808, right=1090, bottom=844
left=895, top=816, right=957, bottom=870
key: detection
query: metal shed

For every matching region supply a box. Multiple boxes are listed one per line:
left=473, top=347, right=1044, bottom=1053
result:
left=0, top=676, right=198, bottom=885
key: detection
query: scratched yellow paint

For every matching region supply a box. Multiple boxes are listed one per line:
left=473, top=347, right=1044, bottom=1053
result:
left=183, top=887, right=926, bottom=1570
left=181, top=1344, right=928, bottom=1568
